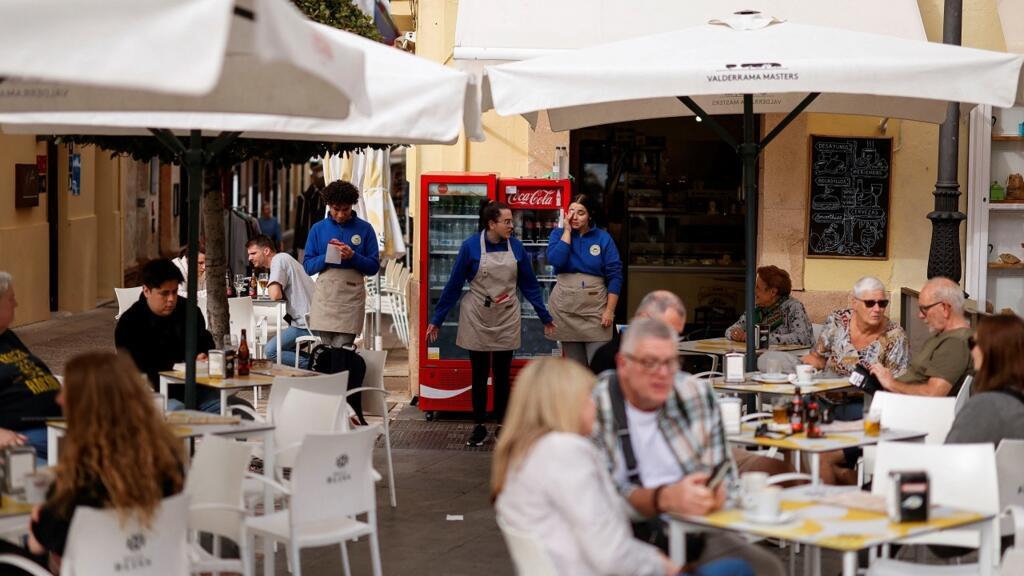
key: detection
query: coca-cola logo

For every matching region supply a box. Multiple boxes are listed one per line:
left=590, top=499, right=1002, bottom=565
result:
left=438, top=183, right=448, bottom=194
left=508, top=188, right=559, bottom=208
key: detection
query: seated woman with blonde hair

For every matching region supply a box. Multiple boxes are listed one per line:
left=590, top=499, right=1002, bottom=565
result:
left=0, top=352, right=185, bottom=574
left=492, top=357, right=752, bottom=576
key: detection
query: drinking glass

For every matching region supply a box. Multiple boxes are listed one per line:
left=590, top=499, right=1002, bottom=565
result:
left=864, top=411, right=882, bottom=436
left=234, top=274, right=245, bottom=297
left=257, top=272, right=269, bottom=298
left=772, top=402, right=790, bottom=425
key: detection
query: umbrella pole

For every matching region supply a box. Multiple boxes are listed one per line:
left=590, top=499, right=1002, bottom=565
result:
left=741, top=95, right=757, bottom=372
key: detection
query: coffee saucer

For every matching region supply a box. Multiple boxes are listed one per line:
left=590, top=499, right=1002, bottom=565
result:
left=742, top=510, right=797, bottom=525
left=787, top=374, right=817, bottom=385
left=752, top=373, right=790, bottom=384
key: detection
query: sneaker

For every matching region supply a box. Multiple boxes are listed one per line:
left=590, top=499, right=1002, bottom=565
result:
left=466, top=424, right=488, bottom=447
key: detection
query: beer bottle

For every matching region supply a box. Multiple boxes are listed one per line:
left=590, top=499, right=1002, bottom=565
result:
left=790, top=386, right=804, bottom=434
left=225, top=269, right=235, bottom=298
left=806, top=401, right=824, bottom=438
left=238, top=329, right=251, bottom=376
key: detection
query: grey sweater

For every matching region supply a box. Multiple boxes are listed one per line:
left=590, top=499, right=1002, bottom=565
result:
left=945, top=391, right=1024, bottom=445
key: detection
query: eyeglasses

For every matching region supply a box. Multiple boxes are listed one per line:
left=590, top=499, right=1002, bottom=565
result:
left=856, top=298, right=890, bottom=309
left=967, top=336, right=978, bottom=349
left=918, top=301, right=945, bottom=315
left=623, top=353, right=679, bottom=373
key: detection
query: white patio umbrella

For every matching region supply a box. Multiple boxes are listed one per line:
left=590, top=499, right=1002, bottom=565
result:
left=0, top=0, right=369, bottom=119
left=481, top=10, right=1024, bottom=369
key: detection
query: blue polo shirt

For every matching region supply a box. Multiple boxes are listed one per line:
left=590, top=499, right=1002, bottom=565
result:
left=431, top=233, right=552, bottom=326
left=302, top=214, right=380, bottom=277
left=546, top=227, right=624, bottom=295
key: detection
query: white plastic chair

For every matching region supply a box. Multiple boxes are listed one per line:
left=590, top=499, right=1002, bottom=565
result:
left=245, top=427, right=383, bottom=576
left=997, top=440, right=1024, bottom=537
left=954, top=375, right=974, bottom=416
left=25, top=493, right=191, bottom=576
left=867, top=442, right=999, bottom=575
left=186, top=435, right=254, bottom=576
left=496, top=515, right=559, bottom=576
left=861, top=392, right=956, bottom=485
left=352, top=349, right=395, bottom=507
left=386, top=267, right=412, bottom=347
left=114, top=286, right=144, bottom=319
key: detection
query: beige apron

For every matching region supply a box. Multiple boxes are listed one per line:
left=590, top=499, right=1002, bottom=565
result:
left=309, top=267, right=365, bottom=335
left=547, top=272, right=611, bottom=343
left=456, top=232, right=521, bottom=352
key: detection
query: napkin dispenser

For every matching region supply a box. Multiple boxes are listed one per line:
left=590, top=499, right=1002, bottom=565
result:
left=2, top=446, right=37, bottom=495
left=724, top=353, right=745, bottom=382
left=887, top=470, right=929, bottom=523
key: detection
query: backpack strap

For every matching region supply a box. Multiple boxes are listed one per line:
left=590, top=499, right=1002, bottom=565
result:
left=608, top=371, right=642, bottom=487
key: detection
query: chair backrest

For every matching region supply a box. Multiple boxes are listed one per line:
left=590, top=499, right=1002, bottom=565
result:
left=289, top=427, right=379, bottom=530
left=495, top=515, right=559, bottom=576
left=268, top=372, right=349, bottom=423
left=185, top=435, right=252, bottom=542
left=61, top=492, right=190, bottom=576
left=871, top=442, right=998, bottom=550
left=997, top=439, right=1024, bottom=513
left=227, top=296, right=257, bottom=345
left=356, top=349, right=389, bottom=418
left=115, top=286, right=144, bottom=319
left=954, top=374, right=974, bottom=416
left=275, top=387, right=349, bottom=469
left=876, top=392, right=956, bottom=444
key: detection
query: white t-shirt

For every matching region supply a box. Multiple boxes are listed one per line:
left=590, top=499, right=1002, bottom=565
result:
left=269, top=252, right=315, bottom=328
left=612, top=402, right=684, bottom=489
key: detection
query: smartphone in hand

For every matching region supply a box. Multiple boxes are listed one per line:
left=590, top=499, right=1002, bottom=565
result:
left=705, top=460, right=732, bottom=491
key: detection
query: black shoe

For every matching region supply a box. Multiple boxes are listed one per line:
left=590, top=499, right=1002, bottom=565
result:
left=466, top=424, right=488, bottom=447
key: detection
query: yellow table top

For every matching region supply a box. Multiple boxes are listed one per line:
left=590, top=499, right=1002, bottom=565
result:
left=160, top=365, right=315, bottom=389
left=712, top=375, right=853, bottom=395
left=671, top=486, right=989, bottom=552
left=680, top=337, right=810, bottom=355
left=0, top=494, right=34, bottom=518
left=727, top=422, right=926, bottom=453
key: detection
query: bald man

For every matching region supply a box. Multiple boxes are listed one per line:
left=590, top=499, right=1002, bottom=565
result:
left=870, top=277, right=973, bottom=397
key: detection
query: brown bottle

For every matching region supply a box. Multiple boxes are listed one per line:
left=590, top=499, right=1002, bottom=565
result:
left=806, top=401, right=823, bottom=438
left=238, top=329, right=250, bottom=376
left=790, top=386, right=804, bottom=434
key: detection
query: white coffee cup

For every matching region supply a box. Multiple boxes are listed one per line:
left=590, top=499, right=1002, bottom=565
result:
left=794, top=364, right=818, bottom=384
left=719, top=397, right=742, bottom=435
left=756, top=486, right=782, bottom=519
left=741, top=472, right=768, bottom=510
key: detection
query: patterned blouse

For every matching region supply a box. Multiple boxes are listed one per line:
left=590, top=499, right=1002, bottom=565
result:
left=812, top=308, right=909, bottom=377
left=726, top=296, right=814, bottom=346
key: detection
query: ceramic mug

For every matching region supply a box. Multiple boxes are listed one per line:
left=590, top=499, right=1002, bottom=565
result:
left=720, top=397, right=742, bottom=435
left=741, top=472, right=769, bottom=510
left=756, top=486, right=782, bottom=519
left=794, top=364, right=818, bottom=384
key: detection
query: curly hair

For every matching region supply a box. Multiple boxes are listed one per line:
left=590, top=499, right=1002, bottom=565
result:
left=757, top=265, right=792, bottom=298
left=49, top=352, right=184, bottom=527
left=478, top=200, right=510, bottom=232
left=320, top=179, right=360, bottom=206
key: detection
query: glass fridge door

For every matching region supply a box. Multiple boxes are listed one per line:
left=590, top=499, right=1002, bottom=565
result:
left=425, top=181, right=490, bottom=361
left=512, top=207, right=562, bottom=359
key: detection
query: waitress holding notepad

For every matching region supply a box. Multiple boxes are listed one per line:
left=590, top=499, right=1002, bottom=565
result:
left=545, top=194, right=623, bottom=368
left=303, top=180, right=379, bottom=347
left=426, top=201, right=554, bottom=447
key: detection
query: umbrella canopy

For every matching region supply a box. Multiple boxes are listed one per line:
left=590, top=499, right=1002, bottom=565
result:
left=483, top=11, right=1024, bottom=130
left=480, top=10, right=1024, bottom=370
left=0, top=0, right=369, bottom=119
left=0, top=22, right=474, bottom=144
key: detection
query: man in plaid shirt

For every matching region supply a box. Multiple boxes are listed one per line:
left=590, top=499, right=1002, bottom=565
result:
left=591, top=318, right=784, bottom=575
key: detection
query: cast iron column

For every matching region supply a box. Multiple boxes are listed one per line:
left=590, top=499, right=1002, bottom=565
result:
left=926, top=0, right=965, bottom=281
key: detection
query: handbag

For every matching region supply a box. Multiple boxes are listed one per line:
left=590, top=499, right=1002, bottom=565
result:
left=309, top=343, right=368, bottom=425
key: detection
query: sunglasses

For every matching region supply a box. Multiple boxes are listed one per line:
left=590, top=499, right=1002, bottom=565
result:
left=856, top=298, right=890, bottom=309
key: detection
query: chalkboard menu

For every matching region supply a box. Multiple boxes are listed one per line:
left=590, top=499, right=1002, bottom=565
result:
left=807, top=135, right=892, bottom=259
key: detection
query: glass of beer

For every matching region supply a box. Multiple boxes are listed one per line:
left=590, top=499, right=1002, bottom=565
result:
left=864, top=411, right=882, bottom=436
left=257, top=272, right=269, bottom=298
left=772, top=402, right=790, bottom=425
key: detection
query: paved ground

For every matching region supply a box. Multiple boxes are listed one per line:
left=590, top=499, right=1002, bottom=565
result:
left=14, top=306, right=858, bottom=576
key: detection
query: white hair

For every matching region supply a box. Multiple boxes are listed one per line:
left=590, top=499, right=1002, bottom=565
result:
left=636, top=290, right=687, bottom=320
left=0, top=271, right=11, bottom=297
left=926, top=277, right=965, bottom=315
left=852, top=276, right=886, bottom=298
left=621, top=317, right=677, bottom=355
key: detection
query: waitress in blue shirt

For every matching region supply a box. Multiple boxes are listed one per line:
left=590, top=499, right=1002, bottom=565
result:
left=426, top=201, right=555, bottom=447
left=303, top=180, right=380, bottom=348
left=545, top=194, right=623, bottom=368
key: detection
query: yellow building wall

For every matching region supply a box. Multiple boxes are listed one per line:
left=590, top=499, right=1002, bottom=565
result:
left=0, top=134, right=50, bottom=327
left=95, top=154, right=124, bottom=298
left=57, top=145, right=98, bottom=312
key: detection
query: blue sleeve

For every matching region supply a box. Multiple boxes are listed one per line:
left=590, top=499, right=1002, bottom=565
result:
left=350, top=222, right=381, bottom=276
left=303, top=223, right=327, bottom=275
left=515, top=241, right=553, bottom=324
left=546, top=227, right=571, bottom=271
left=602, top=234, right=624, bottom=295
left=430, top=240, right=473, bottom=326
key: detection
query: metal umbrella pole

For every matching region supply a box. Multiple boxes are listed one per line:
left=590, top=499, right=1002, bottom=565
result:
left=149, top=128, right=240, bottom=408
left=677, top=93, right=819, bottom=372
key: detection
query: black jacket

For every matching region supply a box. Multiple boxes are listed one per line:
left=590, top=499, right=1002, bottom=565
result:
left=115, top=295, right=214, bottom=396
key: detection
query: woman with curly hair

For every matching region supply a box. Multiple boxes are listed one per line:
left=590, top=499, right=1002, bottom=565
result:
left=1, top=352, right=185, bottom=574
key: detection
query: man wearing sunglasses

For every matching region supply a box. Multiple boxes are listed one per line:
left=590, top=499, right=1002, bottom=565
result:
left=590, top=317, right=784, bottom=575
left=868, top=277, right=973, bottom=397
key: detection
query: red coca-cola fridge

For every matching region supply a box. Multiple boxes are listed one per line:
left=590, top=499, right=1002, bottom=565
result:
left=499, top=178, right=573, bottom=375
left=418, top=172, right=498, bottom=417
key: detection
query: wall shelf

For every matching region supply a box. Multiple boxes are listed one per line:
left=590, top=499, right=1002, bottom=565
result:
left=992, top=134, right=1024, bottom=142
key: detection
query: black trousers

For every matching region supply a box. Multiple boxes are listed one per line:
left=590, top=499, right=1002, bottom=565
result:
left=468, top=350, right=513, bottom=424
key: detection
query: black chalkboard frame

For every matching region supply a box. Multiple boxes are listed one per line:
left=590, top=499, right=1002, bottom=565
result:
left=805, top=134, right=893, bottom=261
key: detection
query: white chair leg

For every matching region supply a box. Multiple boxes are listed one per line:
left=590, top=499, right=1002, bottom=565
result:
left=291, top=542, right=302, bottom=576
left=340, top=541, right=352, bottom=576
left=369, top=533, right=383, bottom=576
left=247, top=530, right=258, bottom=576
left=384, top=422, right=397, bottom=508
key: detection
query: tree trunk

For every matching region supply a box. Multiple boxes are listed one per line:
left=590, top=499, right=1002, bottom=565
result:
left=203, top=167, right=231, bottom=347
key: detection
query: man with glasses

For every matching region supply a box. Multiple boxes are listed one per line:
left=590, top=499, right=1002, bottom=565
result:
left=869, top=277, right=972, bottom=397
left=591, top=317, right=784, bottom=575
